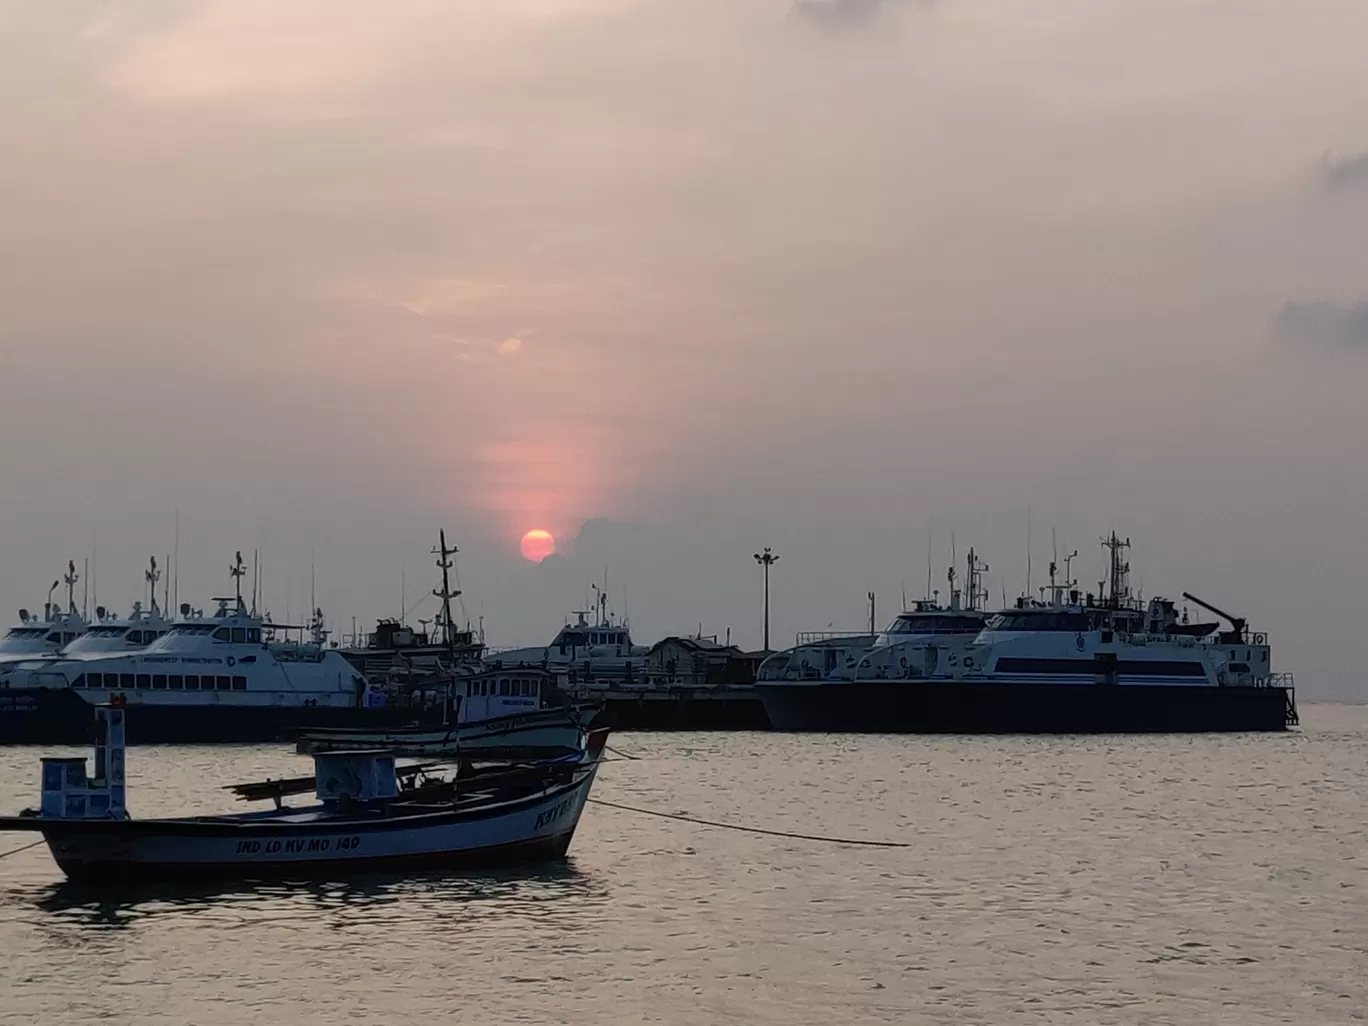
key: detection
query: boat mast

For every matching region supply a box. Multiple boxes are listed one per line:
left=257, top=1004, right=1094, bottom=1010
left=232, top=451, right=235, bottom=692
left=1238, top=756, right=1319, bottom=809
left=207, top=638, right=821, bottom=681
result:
left=231, top=551, right=247, bottom=614
left=145, top=556, right=161, bottom=615
left=431, top=531, right=461, bottom=655
left=1101, top=532, right=1131, bottom=609
left=432, top=531, right=461, bottom=727
left=64, top=560, right=79, bottom=616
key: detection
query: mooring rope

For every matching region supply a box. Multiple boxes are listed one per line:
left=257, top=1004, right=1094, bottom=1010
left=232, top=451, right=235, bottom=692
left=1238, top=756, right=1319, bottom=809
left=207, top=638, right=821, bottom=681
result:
left=0, top=839, right=44, bottom=860
left=588, top=797, right=910, bottom=848
left=604, top=744, right=641, bottom=761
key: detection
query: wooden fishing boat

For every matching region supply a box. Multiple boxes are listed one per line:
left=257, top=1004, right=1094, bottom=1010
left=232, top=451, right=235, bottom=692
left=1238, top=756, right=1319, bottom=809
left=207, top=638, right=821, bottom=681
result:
left=295, top=704, right=594, bottom=759
left=0, top=705, right=609, bottom=884
left=298, top=667, right=597, bottom=759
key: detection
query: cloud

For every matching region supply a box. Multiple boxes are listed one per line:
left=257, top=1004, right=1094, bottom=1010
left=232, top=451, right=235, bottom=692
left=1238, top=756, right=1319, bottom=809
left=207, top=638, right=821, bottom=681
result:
left=792, top=0, right=933, bottom=30
left=1320, top=149, right=1368, bottom=187
left=497, top=337, right=524, bottom=357
left=1273, top=300, right=1368, bottom=348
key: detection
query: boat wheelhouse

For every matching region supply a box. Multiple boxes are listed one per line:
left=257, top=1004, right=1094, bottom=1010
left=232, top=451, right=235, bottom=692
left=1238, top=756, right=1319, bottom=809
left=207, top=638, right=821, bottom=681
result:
left=0, top=562, right=89, bottom=665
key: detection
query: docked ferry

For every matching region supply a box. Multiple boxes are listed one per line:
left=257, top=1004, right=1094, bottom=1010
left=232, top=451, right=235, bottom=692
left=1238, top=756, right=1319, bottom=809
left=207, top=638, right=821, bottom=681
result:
left=0, top=555, right=418, bottom=744
left=755, top=535, right=1297, bottom=733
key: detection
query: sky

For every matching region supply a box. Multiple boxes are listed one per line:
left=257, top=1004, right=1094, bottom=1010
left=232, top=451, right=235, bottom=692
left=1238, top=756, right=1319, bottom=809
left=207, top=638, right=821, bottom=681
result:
left=1, top=0, right=1367, bottom=696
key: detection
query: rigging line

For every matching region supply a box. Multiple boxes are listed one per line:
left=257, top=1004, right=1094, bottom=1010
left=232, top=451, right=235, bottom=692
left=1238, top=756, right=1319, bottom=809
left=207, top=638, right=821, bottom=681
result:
left=604, top=744, right=641, bottom=761
left=0, top=838, right=44, bottom=860
left=587, top=798, right=910, bottom=848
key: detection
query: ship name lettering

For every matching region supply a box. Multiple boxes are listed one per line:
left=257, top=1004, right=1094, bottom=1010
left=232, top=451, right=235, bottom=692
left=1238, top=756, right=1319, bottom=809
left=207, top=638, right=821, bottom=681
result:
left=535, top=798, right=572, bottom=829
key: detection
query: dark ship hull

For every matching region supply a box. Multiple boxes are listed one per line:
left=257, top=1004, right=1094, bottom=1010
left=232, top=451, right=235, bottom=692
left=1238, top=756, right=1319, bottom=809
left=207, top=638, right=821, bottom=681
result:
left=756, top=680, right=1297, bottom=734
left=0, top=689, right=430, bottom=745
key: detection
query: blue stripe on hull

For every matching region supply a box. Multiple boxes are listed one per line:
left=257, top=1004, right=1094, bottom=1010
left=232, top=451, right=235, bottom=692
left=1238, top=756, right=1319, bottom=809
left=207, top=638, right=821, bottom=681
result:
left=56, top=830, right=579, bottom=885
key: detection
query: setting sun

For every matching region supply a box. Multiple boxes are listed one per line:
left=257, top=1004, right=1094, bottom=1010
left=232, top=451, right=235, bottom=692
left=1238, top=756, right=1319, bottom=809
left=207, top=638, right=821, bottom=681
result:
left=519, top=528, right=556, bottom=562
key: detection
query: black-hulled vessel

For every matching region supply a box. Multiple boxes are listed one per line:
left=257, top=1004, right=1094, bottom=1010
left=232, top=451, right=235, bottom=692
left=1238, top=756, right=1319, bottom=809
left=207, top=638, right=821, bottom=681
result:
left=755, top=535, right=1297, bottom=734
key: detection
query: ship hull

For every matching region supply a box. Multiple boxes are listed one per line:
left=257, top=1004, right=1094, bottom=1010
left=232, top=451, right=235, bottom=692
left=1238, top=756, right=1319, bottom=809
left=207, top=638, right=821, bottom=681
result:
left=0, top=689, right=429, bottom=745
left=756, top=680, right=1296, bottom=733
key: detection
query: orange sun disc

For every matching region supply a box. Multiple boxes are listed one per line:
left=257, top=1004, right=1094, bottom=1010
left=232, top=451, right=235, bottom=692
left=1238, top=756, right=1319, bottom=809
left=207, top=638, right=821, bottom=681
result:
left=520, top=529, right=556, bottom=562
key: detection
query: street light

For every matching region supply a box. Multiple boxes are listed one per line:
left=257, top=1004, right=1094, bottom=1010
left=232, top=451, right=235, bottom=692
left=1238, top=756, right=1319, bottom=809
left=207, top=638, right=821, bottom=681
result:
left=753, top=547, right=779, bottom=652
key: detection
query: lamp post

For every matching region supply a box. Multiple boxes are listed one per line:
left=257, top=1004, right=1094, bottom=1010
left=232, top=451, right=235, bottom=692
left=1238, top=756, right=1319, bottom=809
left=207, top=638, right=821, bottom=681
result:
left=753, top=547, right=779, bottom=652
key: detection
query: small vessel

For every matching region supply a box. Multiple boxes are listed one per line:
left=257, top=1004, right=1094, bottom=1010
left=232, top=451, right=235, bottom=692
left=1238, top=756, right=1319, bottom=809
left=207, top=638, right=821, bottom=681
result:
left=755, top=534, right=1298, bottom=733
left=486, top=576, right=648, bottom=686
left=297, top=666, right=596, bottom=759
left=0, top=704, right=608, bottom=883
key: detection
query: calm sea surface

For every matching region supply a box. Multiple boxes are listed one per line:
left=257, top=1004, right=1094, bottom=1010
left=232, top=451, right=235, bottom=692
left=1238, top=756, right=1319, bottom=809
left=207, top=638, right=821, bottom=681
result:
left=1, top=704, right=1365, bottom=1025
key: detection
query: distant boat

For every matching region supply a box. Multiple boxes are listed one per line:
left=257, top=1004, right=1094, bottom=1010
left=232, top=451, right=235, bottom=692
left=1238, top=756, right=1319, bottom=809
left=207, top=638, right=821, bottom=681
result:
left=0, top=704, right=609, bottom=884
left=297, top=667, right=597, bottom=759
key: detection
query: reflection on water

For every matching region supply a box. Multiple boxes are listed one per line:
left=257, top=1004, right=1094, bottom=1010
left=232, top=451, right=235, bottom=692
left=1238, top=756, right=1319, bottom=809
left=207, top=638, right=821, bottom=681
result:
left=15, top=860, right=607, bottom=930
left=1, top=706, right=1366, bottom=1026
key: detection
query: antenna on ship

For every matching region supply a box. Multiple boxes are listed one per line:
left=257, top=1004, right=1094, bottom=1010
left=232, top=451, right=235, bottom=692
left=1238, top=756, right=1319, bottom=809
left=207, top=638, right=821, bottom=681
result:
left=1100, top=532, right=1131, bottom=608
left=966, top=548, right=989, bottom=612
left=64, top=561, right=79, bottom=616
left=948, top=533, right=958, bottom=610
left=230, top=551, right=247, bottom=614
left=82, top=558, right=89, bottom=619
left=868, top=592, right=876, bottom=636
left=924, top=520, right=933, bottom=602
left=164, top=553, right=171, bottom=615
left=172, top=508, right=180, bottom=616
left=1025, top=508, right=1032, bottom=601
left=249, top=549, right=259, bottom=617
left=145, top=556, right=161, bottom=615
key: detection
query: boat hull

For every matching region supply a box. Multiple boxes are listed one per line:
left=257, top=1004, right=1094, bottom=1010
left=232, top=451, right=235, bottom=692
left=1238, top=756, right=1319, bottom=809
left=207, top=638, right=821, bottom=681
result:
left=0, top=688, right=433, bottom=745
left=296, top=707, right=590, bottom=759
left=756, top=680, right=1296, bottom=733
left=6, top=764, right=600, bottom=883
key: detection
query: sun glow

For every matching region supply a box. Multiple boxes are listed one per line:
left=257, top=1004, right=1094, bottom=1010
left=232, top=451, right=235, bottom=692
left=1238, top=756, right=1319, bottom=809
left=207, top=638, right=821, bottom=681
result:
left=520, top=528, right=556, bottom=562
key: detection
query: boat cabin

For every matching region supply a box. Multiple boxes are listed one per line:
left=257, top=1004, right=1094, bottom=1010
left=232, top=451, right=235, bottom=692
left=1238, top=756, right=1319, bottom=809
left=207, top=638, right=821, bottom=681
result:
left=452, top=668, right=553, bottom=722
left=313, top=752, right=398, bottom=806
left=37, top=705, right=128, bottom=820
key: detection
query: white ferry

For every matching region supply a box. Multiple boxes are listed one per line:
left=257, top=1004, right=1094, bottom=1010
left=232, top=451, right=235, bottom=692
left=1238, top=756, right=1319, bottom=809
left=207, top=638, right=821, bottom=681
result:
left=0, top=554, right=417, bottom=744
left=755, top=534, right=1297, bottom=733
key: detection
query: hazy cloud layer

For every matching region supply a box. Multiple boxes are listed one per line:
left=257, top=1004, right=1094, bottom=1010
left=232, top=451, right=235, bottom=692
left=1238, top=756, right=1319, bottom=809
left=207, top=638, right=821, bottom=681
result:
left=1274, top=300, right=1368, bottom=348
left=3, top=1, right=1368, bottom=694
left=1320, top=150, right=1368, bottom=187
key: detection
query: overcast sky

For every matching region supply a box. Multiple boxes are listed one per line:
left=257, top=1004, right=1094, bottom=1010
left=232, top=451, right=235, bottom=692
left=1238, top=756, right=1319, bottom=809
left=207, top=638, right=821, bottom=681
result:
left=2, top=0, right=1366, bottom=696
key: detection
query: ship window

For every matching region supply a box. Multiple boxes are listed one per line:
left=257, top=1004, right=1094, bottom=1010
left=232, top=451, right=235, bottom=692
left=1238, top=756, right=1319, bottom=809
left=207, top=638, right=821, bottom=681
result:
left=500, top=679, right=510, bottom=695
left=216, top=675, right=232, bottom=691
left=232, top=675, right=247, bottom=690
left=84, top=674, right=99, bottom=688
left=213, top=628, right=230, bottom=642
left=136, top=674, right=151, bottom=689
left=64, top=632, right=77, bottom=644
left=152, top=675, right=167, bottom=690
left=120, top=673, right=134, bottom=689
left=248, top=628, right=261, bottom=644
left=46, top=632, right=62, bottom=643
left=127, top=631, right=143, bottom=645
left=184, top=675, right=199, bottom=690
left=71, top=674, right=85, bottom=688
left=169, top=675, right=183, bottom=690
left=232, top=628, right=246, bottom=643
